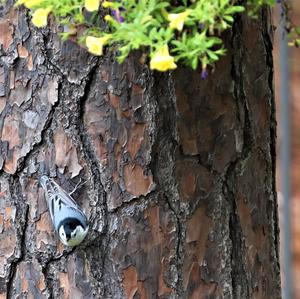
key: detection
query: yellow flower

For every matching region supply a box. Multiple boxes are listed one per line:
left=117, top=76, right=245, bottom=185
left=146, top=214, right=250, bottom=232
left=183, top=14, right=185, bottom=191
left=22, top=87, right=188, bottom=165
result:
left=102, top=1, right=113, bottom=8
left=168, top=11, right=189, bottom=31
left=85, top=0, right=100, bottom=12
left=32, top=8, right=51, bottom=27
left=104, top=15, right=113, bottom=22
left=86, top=35, right=111, bottom=56
left=150, top=45, right=177, bottom=72
left=17, top=0, right=43, bottom=8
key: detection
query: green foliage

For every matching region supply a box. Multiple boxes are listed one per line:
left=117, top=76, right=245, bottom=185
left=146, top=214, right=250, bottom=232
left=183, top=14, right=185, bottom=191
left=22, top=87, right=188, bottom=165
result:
left=246, top=0, right=276, bottom=17
left=288, top=28, right=300, bottom=48
left=282, top=1, right=300, bottom=48
left=15, top=0, right=277, bottom=73
left=171, top=32, right=224, bottom=70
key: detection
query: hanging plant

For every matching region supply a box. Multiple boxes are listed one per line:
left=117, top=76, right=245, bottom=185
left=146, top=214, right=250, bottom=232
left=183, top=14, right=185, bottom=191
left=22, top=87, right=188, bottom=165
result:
left=16, top=0, right=277, bottom=75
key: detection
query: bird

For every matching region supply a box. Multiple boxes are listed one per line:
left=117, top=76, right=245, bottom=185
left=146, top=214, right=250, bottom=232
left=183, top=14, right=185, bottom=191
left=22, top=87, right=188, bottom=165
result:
left=40, top=175, right=89, bottom=247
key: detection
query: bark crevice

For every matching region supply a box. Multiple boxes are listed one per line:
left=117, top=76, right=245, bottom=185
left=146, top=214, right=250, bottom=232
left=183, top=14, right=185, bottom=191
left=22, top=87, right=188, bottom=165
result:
left=6, top=176, right=29, bottom=299
left=224, top=163, right=249, bottom=299
left=149, top=72, right=184, bottom=297
left=228, top=12, right=254, bottom=298
left=261, top=9, right=280, bottom=267
left=14, top=85, right=61, bottom=177
left=41, top=246, right=76, bottom=299
left=77, top=61, right=108, bottom=297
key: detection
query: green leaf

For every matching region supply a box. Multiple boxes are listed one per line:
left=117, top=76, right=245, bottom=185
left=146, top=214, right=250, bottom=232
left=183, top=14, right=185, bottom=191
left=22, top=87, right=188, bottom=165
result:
left=225, top=6, right=245, bottom=14
left=223, top=15, right=234, bottom=23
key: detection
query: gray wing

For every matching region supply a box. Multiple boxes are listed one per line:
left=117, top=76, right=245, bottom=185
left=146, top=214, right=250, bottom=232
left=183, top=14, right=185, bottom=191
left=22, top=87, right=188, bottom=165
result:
left=50, top=178, right=81, bottom=208
left=51, top=194, right=88, bottom=229
left=40, top=176, right=87, bottom=229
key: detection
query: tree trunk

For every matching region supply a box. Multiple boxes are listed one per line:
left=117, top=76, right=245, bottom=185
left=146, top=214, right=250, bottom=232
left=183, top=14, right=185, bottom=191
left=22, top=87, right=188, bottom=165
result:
left=0, top=2, right=281, bottom=299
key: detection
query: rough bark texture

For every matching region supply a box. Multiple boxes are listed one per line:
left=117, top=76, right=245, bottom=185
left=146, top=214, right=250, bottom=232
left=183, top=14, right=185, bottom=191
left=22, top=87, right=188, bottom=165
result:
left=0, top=2, right=281, bottom=299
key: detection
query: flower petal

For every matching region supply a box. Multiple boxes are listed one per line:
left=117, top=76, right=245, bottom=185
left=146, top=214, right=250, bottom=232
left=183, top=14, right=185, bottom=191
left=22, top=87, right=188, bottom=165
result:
left=168, top=11, right=189, bottom=31
left=150, top=45, right=177, bottom=72
left=85, top=0, right=100, bottom=12
left=23, top=0, right=43, bottom=8
left=32, top=8, right=51, bottom=27
left=86, top=35, right=111, bottom=56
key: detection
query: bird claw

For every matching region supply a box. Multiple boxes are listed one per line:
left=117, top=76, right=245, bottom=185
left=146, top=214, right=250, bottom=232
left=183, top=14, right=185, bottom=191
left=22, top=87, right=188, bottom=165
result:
left=69, top=178, right=86, bottom=196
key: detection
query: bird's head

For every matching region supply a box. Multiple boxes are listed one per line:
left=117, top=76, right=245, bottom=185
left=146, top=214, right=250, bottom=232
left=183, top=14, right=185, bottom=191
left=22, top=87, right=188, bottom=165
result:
left=58, top=218, right=88, bottom=247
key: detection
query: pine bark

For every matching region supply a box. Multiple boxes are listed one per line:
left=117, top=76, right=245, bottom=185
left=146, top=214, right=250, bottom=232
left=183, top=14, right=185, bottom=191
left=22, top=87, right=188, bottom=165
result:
left=0, top=2, right=281, bottom=298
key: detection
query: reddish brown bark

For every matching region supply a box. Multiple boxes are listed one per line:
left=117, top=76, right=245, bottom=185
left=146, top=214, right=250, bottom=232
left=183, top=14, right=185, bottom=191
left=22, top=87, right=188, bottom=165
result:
left=0, top=2, right=281, bottom=299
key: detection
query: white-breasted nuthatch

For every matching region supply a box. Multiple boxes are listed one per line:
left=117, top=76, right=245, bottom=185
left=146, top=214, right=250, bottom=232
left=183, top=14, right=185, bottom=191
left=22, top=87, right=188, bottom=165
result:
left=40, top=175, right=89, bottom=247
